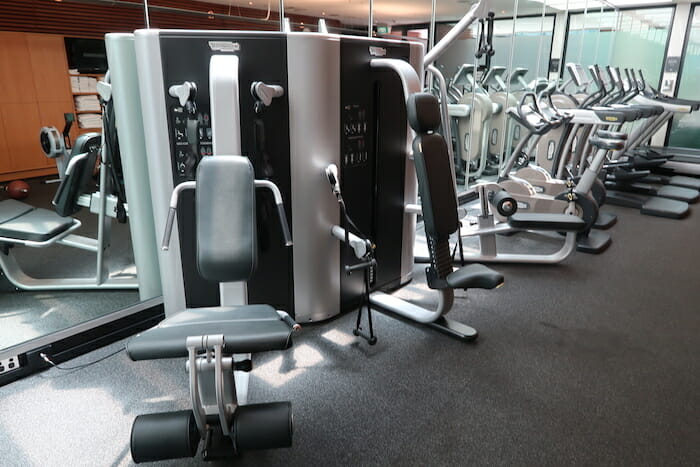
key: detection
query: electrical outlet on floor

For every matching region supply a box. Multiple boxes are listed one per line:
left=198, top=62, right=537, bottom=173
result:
left=0, top=355, right=21, bottom=374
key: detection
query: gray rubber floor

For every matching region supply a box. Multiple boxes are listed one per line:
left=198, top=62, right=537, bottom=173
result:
left=0, top=178, right=139, bottom=350
left=0, top=204, right=698, bottom=466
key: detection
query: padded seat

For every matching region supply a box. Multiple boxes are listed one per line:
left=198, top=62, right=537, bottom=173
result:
left=127, top=305, right=294, bottom=361
left=0, top=200, right=33, bottom=223
left=446, top=264, right=504, bottom=290
left=0, top=200, right=75, bottom=242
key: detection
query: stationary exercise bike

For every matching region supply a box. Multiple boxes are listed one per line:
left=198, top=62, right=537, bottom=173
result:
left=472, top=91, right=614, bottom=253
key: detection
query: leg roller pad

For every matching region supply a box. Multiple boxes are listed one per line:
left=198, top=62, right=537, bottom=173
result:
left=131, top=410, right=200, bottom=463
left=234, top=402, right=293, bottom=451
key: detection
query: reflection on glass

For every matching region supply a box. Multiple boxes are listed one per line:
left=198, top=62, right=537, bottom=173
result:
left=0, top=6, right=161, bottom=352
left=427, top=0, right=558, bottom=191
left=372, top=0, right=432, bottom=40
left=284, top=0, right=369, bottom=35
left=143, top=0, right=283, bottom=31
left=669, top=6, right=700, bottom=149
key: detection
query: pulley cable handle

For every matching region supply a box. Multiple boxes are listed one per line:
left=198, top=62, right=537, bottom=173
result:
left=486, top=11, right=495, bottom=57
left=475, top=18, right=486, bottom=59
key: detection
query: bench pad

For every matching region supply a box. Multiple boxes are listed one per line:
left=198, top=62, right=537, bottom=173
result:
left=127, top=305, right=294, bottom=361
left=0, top=200, right=75, bottom=242
left=446, top=264, right=504, bottom=290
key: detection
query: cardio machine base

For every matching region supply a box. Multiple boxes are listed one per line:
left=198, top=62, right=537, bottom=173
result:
left=576, top=230, right=611, bottom=254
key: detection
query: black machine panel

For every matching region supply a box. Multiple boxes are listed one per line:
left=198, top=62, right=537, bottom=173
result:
left=159, top=33, right=294, bottom=314
left=339, top=38, right=410, bottom=312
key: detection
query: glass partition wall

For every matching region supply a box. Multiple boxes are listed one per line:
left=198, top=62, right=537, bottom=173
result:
left=668, top=4, right=700, bottom=149
left=564, top=5, right=674, bottom=86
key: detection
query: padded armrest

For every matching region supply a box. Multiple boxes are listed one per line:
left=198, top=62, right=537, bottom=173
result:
left=127, top=305, right=294, bottom=361
left=508, top=213, right=586, bottom=231
left=446, top=264, right=503, bottom=290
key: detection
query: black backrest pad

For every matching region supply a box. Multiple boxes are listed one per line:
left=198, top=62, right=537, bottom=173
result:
left=52, top=133, right=100, bottom=217
left=71, top=133, right=101, bottom=191
left=413, top=134, right=460, bottom=238
left=196, top=156, right=257, bottom=282
left=407, top=92, right=442, bottom=134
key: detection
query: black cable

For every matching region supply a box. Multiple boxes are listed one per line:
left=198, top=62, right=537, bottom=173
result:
left=40, top=347, right=125, bottom=371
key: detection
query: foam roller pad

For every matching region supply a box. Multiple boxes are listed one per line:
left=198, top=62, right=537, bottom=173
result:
left=234, top=402, right=293, bottom=451
left=131, top=410, right=199, bottom=463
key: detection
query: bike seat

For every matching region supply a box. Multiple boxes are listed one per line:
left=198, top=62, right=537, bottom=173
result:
left=446, top=264, right=504, bottom=290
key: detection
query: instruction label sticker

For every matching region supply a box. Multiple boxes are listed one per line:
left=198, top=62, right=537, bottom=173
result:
left=369, top=46, right=387, bottom=57
left=208, top=41, right=241, bottom=52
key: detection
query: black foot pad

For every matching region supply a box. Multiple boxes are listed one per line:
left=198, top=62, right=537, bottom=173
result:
left=641, top=197, right=689, bottom=219
left=669, top=175, right=700, bottom=190
left=593, top=211, right=617, bottom=230
left=656, top=185, right=699, bottom=203
left=577, top=230, right=611, bottom=254
left=605, top=190, right=645, bottom=209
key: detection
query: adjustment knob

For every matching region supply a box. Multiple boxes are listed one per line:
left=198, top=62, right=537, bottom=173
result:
left=251, top=81, right=285, bottom=107
left=168, top=82, right=197, bottom=107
